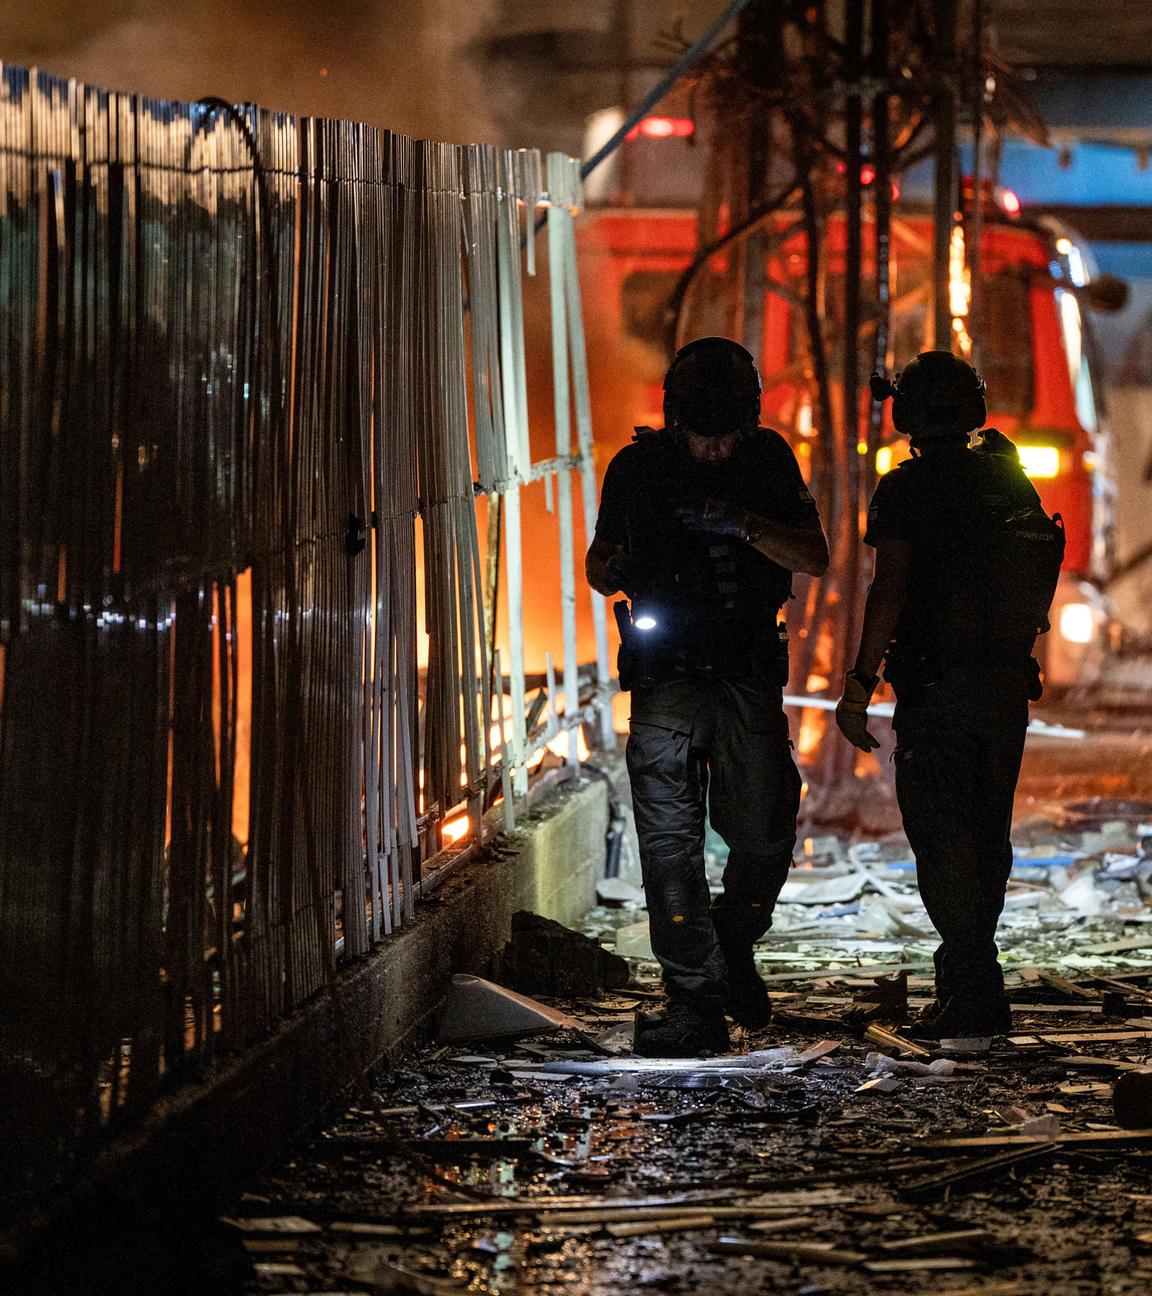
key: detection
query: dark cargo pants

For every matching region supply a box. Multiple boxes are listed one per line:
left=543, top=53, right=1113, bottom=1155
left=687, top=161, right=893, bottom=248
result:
left=626, top=666, right=801, bottom=1007
left=893, top=663, right=1030, bottom=1006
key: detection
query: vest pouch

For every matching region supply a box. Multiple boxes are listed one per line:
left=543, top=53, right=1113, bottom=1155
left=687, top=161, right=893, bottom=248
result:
left=614, top=600, right=636, bottom=692
left=929, top=505, right=1065, bottom=646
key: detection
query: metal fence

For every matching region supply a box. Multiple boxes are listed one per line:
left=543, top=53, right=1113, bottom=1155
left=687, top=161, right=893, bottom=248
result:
left=0, top=66, right=610, bottom=1216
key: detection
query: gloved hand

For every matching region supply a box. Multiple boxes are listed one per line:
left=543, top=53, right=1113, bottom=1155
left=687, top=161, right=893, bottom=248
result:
left=835, top=671, right=881, bottom=752
left=604, top=550, right=654, bottom=599
left=974, top=426, right=1020, bottom=461
left=675, top=497, right=748, bottom=540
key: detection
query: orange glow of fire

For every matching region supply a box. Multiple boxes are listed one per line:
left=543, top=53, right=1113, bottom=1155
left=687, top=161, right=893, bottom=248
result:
left=797, top=710, right=826, bottom=758
left=441, top=815, right=470, bottom=846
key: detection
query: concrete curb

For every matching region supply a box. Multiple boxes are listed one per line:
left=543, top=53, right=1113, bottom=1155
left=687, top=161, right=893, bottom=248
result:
left=2, top=756, right=626, bottom=1271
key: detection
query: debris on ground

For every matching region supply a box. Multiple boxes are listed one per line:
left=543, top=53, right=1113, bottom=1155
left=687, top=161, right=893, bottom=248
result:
left=500, top=911, right=630, bottom=999
left=437, top=974, right=577, bottom=1043
left=213, top=803, right=1152, bottom=1295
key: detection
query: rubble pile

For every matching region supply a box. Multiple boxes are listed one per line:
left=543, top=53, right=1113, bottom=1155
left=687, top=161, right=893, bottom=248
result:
left=214, top=801, right=1152, bottom=1295
left=587, top=800, right=1152, bottom=982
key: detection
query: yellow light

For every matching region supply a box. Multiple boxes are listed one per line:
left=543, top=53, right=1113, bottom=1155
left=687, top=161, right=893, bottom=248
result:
left=876, top=446, right=894, bottom=475
left=949, top=222, right=970, bottom=320
left=1059, top=602, right=1094, bottom=645
left=1055, top=236, right=1073, bottom=255
left=441, top=815, right=470, bottom=845
left=797, top=399, right=814, bottom=437
left=856, top=440, right=868, bottom=456
left=1017, top=445, right=1060, bottom=478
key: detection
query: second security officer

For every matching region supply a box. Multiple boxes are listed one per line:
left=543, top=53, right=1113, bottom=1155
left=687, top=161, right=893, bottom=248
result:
left=836, top=351, right=1063, bottom=1040
left=586, top=337, right=829, bottom=1056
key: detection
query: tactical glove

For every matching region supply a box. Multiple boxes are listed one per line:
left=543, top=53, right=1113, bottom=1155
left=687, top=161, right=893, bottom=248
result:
left=835, top=671, right=881, bottom=752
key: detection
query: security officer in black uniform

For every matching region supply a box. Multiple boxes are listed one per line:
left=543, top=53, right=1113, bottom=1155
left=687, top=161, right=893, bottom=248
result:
left=836, top=351, right=1062, bottom=1040
left=586, top=337, right=829, bottom=1056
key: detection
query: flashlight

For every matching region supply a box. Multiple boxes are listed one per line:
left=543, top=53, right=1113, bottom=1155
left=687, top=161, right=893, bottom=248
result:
left=631, top=597, right=660, bottom=632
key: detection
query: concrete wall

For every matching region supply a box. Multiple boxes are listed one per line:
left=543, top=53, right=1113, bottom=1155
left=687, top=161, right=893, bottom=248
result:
left=3, top=757, right=625, bottom=1271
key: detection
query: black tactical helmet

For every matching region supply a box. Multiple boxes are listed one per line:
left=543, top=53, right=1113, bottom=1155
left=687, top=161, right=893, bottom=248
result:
left=663, top=336, right=761, bottom=437
left=870, top=350, right=987, bottom=438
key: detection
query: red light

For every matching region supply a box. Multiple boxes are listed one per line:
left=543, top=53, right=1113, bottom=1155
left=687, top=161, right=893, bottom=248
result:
left=890, top=180, right=901, bottom=200
left=626, top=116, right=695, bottom=141
left=1000, top=188, right=1021, bottom=215
left=860, top=164, right=876, bottom=186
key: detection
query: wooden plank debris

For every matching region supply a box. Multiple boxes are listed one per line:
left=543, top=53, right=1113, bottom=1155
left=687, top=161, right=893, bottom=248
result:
left=605, top=1216, right=717, bottom=1238
left=863, top=1023, right=933, bottom=1057
left=1008, top=1031, right=1152, bottom=1047
left=241, top=1238, right=303, bottom=1254
left=533, top=1203, right=845, bottom=1226
left=329, top=1223, right=409, bottom=1237
left=794, top=1039, right=842, bottom=1065
left=865, top=1257, right=979, bottom=1273
left=401, top=1188, right=855, bottom=1221
left=1052, top=1055, right=1147, bottom=1071
left=747, top=1215, right=817, bottom=1234
left=879, top=1228, right=990, bottom=1253
left=856, top=1075, right=902, bottom=1094
left=710, top=1237, right=866, bottom=1266
left=220, top=1216, right=323, bottom=1234
left=902, top=1143, right=1057, bottom=1197
left=925, top=1130, right=1152, bottom=1149
left=1036, top=970, right=1101, bottom=1000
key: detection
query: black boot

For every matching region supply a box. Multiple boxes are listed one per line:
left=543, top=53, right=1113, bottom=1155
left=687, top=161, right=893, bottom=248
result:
left=908, top=994, right=1012, bottom=1040
left=634, top=1000, right=730, bottom=1058
left=719, top=940, right=772, bottom=1030
left=907, top=999, right=945, bottom=1034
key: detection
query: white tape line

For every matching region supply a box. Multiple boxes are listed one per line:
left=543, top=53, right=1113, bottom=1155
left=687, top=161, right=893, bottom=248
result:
left=782, top=694, right=1086, bottom=740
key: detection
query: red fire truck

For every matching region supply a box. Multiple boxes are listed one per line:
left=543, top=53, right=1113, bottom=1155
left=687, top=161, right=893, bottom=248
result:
left=571, top=194, right=1116, bottom=692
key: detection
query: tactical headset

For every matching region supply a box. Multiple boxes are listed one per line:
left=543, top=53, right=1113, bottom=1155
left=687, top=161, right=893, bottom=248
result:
left=870, top=350, right=987, bottom=439
left=663, top=336, right=762, bottom=438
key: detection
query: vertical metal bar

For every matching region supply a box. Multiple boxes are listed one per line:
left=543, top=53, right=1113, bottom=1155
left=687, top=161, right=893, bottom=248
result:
left=545, top=651, right=559, bottom=739
left=502, top=481, right=528, bottom=797
left=558, top=157, right=613, bottom=747
left=931, top=0, right=958, bottom=351
left=867, top=0, right=893, bottom=490
left=967, top=0, right=987, bottom=368
left=546, top=154, right=580, bottom=779
left=834, top=0, right=865, bottom=785
left=493, top=649, right=515, bottom=834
